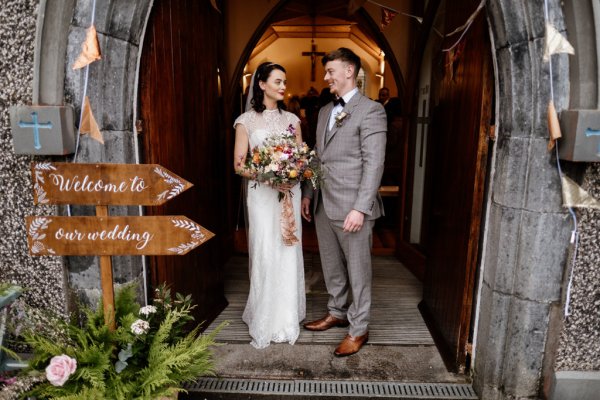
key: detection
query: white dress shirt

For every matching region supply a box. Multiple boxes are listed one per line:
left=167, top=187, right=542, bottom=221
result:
left=328, top=87, right=359, bottom=130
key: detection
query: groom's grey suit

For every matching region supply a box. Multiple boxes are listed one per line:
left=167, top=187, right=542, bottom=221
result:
left=303, top=91, right=386, bottom=337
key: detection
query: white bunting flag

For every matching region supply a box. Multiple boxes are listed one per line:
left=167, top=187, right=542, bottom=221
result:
left=543, top=23, right=575, bottom=62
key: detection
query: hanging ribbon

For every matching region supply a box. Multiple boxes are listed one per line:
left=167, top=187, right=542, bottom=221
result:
left=280, top=191, right=299, bottom=246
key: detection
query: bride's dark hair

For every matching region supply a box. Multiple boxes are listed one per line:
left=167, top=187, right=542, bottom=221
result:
left=251, top=62, right=286, bottom=113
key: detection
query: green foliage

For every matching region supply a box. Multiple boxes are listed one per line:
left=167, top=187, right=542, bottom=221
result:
left=19, top=283, right=226, bottom=400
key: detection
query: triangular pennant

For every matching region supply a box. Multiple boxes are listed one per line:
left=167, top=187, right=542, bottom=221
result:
left=80, top=96, right=104, bottom=144
left=72, top=25, right=102, bottom=70
left=347, top=0, right=367, bottom=15
left=209, top=0, right=221, bottom=13
left=547, top=100, right=562, bottom=151
left=381, top=7, right=399, bottom=30
left=561, top=176, right=600, bottom=210
left=401, top=12, right=423, bottom=24
left=543, top=23, right=575, bottom=62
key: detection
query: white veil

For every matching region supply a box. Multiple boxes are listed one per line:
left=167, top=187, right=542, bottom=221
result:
left=245, top=70, right=257, bottom=112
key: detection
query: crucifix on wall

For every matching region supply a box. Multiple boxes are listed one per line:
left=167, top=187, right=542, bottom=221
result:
left=302, top=40, right=325, bottom=81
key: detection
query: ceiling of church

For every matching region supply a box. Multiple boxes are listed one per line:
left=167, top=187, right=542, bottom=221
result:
left=253, top=1, right=380, bottom=60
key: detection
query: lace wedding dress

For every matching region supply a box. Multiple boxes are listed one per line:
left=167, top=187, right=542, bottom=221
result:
left=234, top=109, right=306, bottom=349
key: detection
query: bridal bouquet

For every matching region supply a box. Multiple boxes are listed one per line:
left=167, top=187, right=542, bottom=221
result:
left=241, top=124, right=321, bottom=193
left=240, top=124, right=321, bottom=246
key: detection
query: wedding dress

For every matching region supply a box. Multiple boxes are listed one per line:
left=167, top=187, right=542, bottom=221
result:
left=234, top=109, right=306, bottom=349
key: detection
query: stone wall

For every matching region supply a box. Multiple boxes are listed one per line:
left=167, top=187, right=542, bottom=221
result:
left=555, top=163, right=600, bottom=370
left=474, top=1, right=573, bottom=399
left=60, top=0, right=151, bottom=305
left=0, top=0, right=68, bottom=322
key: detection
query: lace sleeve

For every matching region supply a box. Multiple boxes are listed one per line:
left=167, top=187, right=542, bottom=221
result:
left=286, top=112, right=300, bottom=128
left=233, top=112, right=248, bottom=130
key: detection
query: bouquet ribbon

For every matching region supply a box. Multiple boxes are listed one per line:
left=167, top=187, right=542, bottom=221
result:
left=280, top=191, right=299, bottom=246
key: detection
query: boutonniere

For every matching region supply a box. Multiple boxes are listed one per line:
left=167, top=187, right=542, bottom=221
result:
left=335, top=111, right=350, bottom=127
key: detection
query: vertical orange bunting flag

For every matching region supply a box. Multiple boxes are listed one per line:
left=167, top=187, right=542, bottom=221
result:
left=547, top=100, right=562, bottom=151
left=80, top=96, right=104, bottom=144
left=381, top=7, right=398, bottom=30
left=72, top=25, right=102, bottom=70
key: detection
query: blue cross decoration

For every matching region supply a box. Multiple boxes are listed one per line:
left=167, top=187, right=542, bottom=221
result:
left=18, top=112, right=53, bottom=150
left=585, top=128, right=600, bottom=157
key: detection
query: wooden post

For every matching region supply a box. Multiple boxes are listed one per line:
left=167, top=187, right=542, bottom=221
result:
left=26, top=162, right=213, bottom=332
left=96, top=205, right=116, bottom=330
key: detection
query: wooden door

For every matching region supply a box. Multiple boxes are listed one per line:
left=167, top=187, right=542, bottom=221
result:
left=419, top=6, right=493, bottom=372
left=138, top=0, right=227, bottom=324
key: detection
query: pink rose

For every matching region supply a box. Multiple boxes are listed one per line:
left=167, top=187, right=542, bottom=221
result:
left=45, top=354, right=77, bottom=386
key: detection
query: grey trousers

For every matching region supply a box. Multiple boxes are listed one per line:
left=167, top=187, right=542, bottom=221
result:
left=315, top=199, right=374, bottom=337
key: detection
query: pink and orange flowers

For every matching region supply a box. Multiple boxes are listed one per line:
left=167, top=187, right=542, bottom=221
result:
left=240, top=124, right=321, bottom=192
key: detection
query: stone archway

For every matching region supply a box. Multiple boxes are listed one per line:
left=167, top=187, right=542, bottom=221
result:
left=474, top=2, right=572, bottom=399
left=30, top=1, right=579, bottom=398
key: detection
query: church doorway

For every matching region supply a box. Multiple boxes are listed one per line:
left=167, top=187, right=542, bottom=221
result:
left=137, top=0, right=494, bottom=380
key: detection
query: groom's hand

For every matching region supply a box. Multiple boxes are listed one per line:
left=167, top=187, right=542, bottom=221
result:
left=343, top=210, right=365, bottom=232
left=301, top=197, right=312, bottom=222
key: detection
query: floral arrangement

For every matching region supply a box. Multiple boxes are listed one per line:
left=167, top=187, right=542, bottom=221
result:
left=334, top=111, right=350, bottom=127
left=8, top=283, right=225, bottom=400
left=240, top=124, right=321, bottom=196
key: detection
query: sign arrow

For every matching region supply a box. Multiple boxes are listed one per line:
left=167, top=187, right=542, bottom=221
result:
left=31, top=162, right=193, bottom=206
left=26, top=215, right=214, bottom=256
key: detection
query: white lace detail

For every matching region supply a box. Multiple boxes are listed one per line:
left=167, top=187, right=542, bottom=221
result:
left=234, top=110, right=300, bottom=142
left=234, top=109, right=305, bottom=349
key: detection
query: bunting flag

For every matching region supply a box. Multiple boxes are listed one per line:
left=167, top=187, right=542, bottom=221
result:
left=547, top=100, right=562, bottom=151
left=561, top=176, right=600, bottom=210
left=381, top=6, right=398, bottom=30
left=543, top=23, right=575, bottom=62
left=401, top=12, right=423, bottom=24
left=348, top=0, right=368, bottom=15
left=209, top=0, right=221, bottom=13
left=72, top=25, right=102, bottom=70
left=80, top=96, right=104, bottom=144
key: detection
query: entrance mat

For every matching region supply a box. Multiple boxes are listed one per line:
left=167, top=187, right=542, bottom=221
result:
left=206, top=254, right=434, bottom=346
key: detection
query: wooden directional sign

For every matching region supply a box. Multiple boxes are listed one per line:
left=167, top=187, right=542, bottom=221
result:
left=31, top=162, right=193, bottom=205
left=25, top=215, right=214, bottom=256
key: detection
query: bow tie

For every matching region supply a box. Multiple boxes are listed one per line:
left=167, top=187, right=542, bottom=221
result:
left=333, top=97, right=345, bottom=107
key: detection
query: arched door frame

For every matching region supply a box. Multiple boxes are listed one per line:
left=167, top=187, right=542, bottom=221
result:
left=226, top=1, right=406, bottom=114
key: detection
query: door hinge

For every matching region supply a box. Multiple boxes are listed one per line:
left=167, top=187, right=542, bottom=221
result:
left=465, top=342, right=473, bottom=356
left=135, top=119, right=143, bottom=134
left=488, top=124, right=496, bottom=140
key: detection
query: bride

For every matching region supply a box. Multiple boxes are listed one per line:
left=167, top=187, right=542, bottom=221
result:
left=233, top=62, right=306, bottom=349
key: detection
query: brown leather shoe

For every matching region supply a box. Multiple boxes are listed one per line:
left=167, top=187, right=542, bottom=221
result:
left=303, top=314, right=349, bottom=331
left=334, top=333, right=369, bottom=357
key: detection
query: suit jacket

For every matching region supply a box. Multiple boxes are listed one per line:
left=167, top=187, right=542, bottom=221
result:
left=303, top=91, right=387, bottom=221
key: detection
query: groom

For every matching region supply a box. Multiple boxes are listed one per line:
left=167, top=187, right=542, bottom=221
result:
left=301, top=47, right=386, bottom=357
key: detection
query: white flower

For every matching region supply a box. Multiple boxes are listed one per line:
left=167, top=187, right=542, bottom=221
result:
left=45, top=355, right=77, bottom=386
left=131, top=319, right=150, bottom=335
left=139, top=305, right=157, bottom=317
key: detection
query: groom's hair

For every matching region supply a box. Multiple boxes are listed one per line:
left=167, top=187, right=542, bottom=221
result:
left=321, top=47, right=361, bottom=79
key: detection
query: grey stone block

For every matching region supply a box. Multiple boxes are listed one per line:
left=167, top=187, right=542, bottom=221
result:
left=113, top=255, right=143, bottom=284
left=492, top=137, right=530, bottom=209
left=496, top=42, right=534, bottom=139
left=65, top=28, right=137, bottom=132
left=76, top=130, right=136, bottom=163
left=502, top=298, right=551, bottom=397
left=483, top=203, right=521, bottom=295
left=487, top=1, right=529, bottom=50
left=514, top=210, right=570, bottom=302
left=474, top=283, right=511, bottom=391
left=72, top=0, right=152, bottom=45
left=524, top=138, right=567, bottom=212
left=549, top=371, right=600, bottom=400
left=558, top=110, right=600, bottom=162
